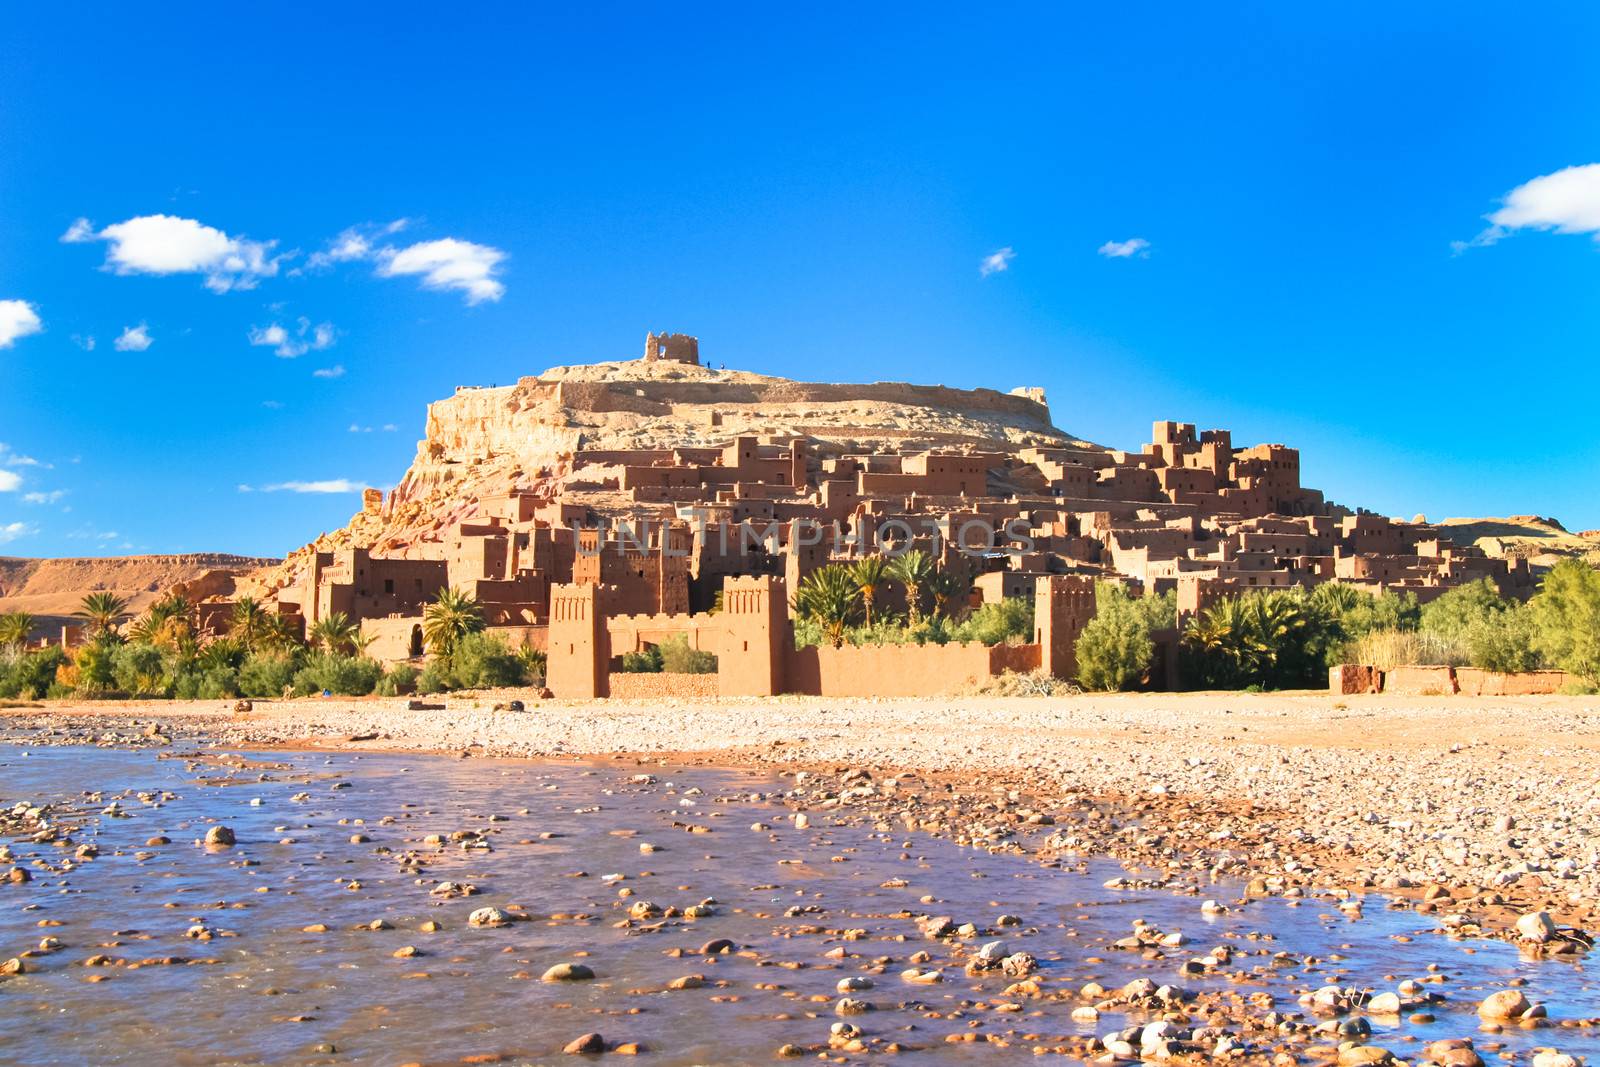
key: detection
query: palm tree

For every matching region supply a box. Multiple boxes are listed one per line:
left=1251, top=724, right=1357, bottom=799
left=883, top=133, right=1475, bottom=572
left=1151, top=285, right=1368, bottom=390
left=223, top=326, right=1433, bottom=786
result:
left=928, top=561, right=971, bottom=620
left=77, top=592, right=130, bottom=638
left=310, top=611, right=364, bottom=656
left=0, top=611, right=34, bottom=648
left=423, top=588, right=485, bottom=656
left=228, top=597, right=272, bottom=651
left=197, top=636, right=247, bottom=672
left=887, top=550, right=935, bottom=625
left=850, top=556, right=889, bottom=627
left=793, top=564, right=863, bottom=649
left=128, top=592, right=196, bottom=649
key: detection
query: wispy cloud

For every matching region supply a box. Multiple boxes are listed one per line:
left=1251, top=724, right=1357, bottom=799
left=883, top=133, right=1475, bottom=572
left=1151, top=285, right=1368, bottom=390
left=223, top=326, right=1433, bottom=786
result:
left=979, top=247, right=1015, bottom=277
left=0, top=443, right=45, bottom=469
left=305, top=219, right=410, bottom=270
left=1455, top=163, right=1600, bottom=251
left=312, top=363, right=345, bottom=379
left=71, top=333, right=96, bottom=351
left=114, top=323, right=153, bottom=352
left=22, top=489, right=66, bottom=505
left=256, top=479, right=369, bottom=494
left=1097, top=237, right=1151, bottom=259
left=0, top=299, right=43, bottom=348
left=0, top=521, right=35, bottom=545
left=63, top=213, right=287, bottom=292
left=249, top=317, right=337, bottom=358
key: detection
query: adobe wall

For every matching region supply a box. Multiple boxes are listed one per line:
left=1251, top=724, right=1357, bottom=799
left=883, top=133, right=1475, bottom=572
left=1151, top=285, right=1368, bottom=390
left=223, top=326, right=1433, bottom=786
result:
left=1454, top=668, right=1572, bottom=696
left=362, top=616, right=425, bottom=663
left=607, top=672, right=720, bottom=700
left=1329, top=664, right=1573, bottom=696
left=784, top=641, right=1000, bottom=697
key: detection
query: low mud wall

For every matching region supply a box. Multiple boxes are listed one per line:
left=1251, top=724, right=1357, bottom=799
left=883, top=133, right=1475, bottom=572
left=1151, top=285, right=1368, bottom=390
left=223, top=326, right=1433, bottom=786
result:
left=605, top=672, right=721, bottom=700
left=1331, top=664, right=1571, bottom=696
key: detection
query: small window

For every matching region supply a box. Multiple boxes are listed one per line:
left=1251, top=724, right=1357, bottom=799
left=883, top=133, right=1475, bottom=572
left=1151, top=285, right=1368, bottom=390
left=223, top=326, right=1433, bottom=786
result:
left=384, top=579, right=394, bottom=594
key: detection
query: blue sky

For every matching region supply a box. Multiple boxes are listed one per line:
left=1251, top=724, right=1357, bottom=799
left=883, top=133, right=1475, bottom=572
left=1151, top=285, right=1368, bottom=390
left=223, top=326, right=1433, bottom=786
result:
left=3, top=3, right=1600, bottom=558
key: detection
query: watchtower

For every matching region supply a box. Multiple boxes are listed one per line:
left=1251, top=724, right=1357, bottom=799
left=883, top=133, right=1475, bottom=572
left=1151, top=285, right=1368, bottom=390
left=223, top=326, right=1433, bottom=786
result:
left=1035, top=574, right=1097, bottom=681
left=643, top=331, right=700, bottom=366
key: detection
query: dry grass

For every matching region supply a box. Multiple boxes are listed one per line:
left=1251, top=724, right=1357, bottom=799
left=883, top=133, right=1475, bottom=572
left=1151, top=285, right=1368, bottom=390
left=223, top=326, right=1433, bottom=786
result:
left=1346, top=629, right=1467, bottom=670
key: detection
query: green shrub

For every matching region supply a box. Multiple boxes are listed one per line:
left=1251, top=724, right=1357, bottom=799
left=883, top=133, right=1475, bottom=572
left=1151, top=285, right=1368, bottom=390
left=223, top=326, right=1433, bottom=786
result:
left=416, top=660, right=451, bottom=694
left=658, top=634, right=717, bottom=673
left=0, top=646, right=66, bottom=700
left=1420, top=578, right=1509, bottom=639
left=619, top=646, right=664, bottom=673
left=238, top=651, right=301, bottom=698
left=950, top=597, right=1034, bottom=646
left=173, top=666, right=239, bottom=700
left=1529, top=559, right=1600, bottom=684
left=443, top=631, right=526, bottom=689
left=111, top=643, right=169, bottom=697
left=1071, top=583, right=1173, bottom=692
left=376, top=664, right=419, bottom=696
left=73, top=639, right=120, bottom=697
left=292, top=652, right=383, bottom=696
left=1077, top=606, right=1155, bottom=692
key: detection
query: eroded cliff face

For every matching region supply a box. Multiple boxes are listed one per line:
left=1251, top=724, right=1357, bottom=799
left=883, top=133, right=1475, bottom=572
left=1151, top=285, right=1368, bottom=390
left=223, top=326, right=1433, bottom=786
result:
left=263, top=357, right=1093, bottom=587
left=0, top=554, right=278, bottom=621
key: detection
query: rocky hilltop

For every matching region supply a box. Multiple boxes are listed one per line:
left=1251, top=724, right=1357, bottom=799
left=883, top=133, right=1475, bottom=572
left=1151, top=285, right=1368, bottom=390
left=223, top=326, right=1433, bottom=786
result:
left=282, top=354, right=1090, bottom=566
left=0, top=553, right=279, bottom=626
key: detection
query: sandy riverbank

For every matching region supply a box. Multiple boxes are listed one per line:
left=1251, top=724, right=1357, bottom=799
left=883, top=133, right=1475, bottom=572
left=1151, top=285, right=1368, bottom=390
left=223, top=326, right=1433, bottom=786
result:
left=4, top=690, right=1599, bottom=935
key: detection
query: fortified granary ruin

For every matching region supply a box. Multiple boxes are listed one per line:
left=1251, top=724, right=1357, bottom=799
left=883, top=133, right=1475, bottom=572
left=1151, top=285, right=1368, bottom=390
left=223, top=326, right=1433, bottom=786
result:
left=209, top=332, right=1535, bottom=697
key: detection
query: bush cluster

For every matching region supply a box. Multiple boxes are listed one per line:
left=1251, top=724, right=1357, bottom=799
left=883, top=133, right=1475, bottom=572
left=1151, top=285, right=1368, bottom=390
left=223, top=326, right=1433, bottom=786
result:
left=618, top=634, right=718, bottom=673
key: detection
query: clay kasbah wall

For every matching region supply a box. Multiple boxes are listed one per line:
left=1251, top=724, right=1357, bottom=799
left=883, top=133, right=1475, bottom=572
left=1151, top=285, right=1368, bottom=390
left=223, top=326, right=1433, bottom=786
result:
left=605, top=673, right=720, bottom=700
left=786, top=641, right=1000, bottom=698
left=1330, top=664, right=1571, bottom=696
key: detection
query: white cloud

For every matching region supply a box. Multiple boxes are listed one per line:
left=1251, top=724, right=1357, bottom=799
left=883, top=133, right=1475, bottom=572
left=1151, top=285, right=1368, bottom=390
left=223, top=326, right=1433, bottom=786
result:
left=0, top=299, right=43, bottom=348
left=261, top=479, right=369, bottom=494
left=1098, top=237, right=1151, bottom=259
left=249, top=317, right=336, bottom=358
left=22, top=489, right=66, bottom=505
left=0, top=443, right=44, bottom=468
left=0, top=522, right=34, bottom=545
left=65, top=214, right=285, bottom=292
left=305, top=219, right=409, bottom=270
left=1457, top=163, right=1600, bottom=250
left=114, top=323, right=153, bottom=352
left=0, top=470, right=20, bottom=492
left=377, top=237, right=506, bottom=304
left=979, top=247, right=1015, bottom=277
left=71, top=333, right=96, bottom=351
left=313, top=363, right=345, bottom=379
left=382, top=423, right=397, bottom=432
left=61, top=218, right=95, bottom=243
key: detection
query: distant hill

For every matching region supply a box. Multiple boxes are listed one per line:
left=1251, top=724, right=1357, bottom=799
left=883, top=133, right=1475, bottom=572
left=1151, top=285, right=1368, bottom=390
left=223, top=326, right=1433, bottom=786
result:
left=0, top=554, right=279, bottom=635
left=1434, top=516, right=1600, bottom=569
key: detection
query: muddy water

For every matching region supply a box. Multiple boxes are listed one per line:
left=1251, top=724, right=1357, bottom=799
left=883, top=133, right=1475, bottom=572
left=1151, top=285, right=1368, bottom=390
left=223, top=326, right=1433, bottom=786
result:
left=1, top=743, right=1596, bottom=1066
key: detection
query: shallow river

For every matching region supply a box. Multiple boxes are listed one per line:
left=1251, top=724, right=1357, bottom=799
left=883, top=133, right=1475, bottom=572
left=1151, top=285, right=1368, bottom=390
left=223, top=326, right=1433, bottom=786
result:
left=0, top=742, right=1595, bottom=1066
